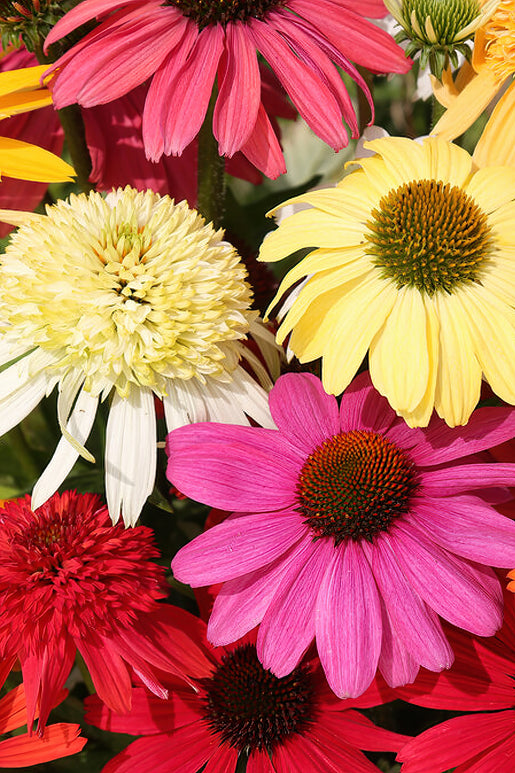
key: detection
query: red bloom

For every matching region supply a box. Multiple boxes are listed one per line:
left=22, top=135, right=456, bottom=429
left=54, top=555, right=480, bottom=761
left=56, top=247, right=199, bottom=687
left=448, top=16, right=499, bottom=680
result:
left=86, top=606, right=407, bottom=772
left=395, top=588, right=515, bottom=772
left=0, top=491, right=186, bottom=732
left=0, top=662, right=86, bottom=766
left=45, top=0, right=410, bottom=177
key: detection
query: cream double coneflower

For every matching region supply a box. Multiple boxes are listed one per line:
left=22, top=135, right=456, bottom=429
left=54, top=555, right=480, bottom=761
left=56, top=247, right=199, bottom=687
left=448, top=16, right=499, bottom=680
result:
left=0, top=187, right=276, bottom=525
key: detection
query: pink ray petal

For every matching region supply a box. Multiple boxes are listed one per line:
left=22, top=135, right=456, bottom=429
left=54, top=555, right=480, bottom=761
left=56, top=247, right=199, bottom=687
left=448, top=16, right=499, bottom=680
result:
left=390, top=524, right=502, bottom=636
left=339, top=370, right=397, bottom=433
left=248, top=18, right=349, bottom=150
left=377, top=598, right=420, bottom=688
left=166, top=423, right=302, bottom=510
left=366, top=537, right=454, bottom=672
left=421, top=462, right=515, bottom=495
left=161, top=25, right=224, bottom=156
left=239, top=101, right=286, bottom=178
left=409, top=495, right=515, bottom=566
left=257, top=536, right=334, bottom=677
left=269, top=372, right=339, bottom=452
left=45, top=0, right=144, bottom=46
left=213, top=23, right=260, bottom=155
left=172, top=510, right=306, bottom=586
left=207, top=534, right=308, bottom=645
left=316, top=541, right=382, bottom=698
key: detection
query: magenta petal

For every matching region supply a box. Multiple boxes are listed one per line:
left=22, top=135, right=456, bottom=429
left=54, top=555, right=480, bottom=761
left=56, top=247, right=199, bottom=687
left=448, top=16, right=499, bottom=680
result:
left=316, top=541, right=382, bottom=698
left=366, top=537, right=453, bottom=672
left=377, top=600, right=419, bottom=688
left=166, top=423, right=302, bottom=510
left=213, top=24, right=260, bottom=154
left=339, top=371, right=397, bottom=433
left=207, top=540, right=302, bottom=645
left=405, top=406, right=515, bottom=466
left=410, top=495, right=515, bottom=566
left=257, top=537, right=334, bottom=677
left=172, top=510, right=304, bottom=586
left=390, top=523, right=502, bottom=636
left=45, top=0, right=141, bottom=46
left=422, top=463, right=515, bottom=495
left=202, top=743, right=239, bottom=773
left=269, top=373, right=339, bottom=451
left=239, top=101, right=286, bottom=178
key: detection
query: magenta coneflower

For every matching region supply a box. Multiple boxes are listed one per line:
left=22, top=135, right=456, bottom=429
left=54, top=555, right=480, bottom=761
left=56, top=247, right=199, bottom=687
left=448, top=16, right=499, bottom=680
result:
left=85, top=605, right=407, bottom=773
left=0, top=491, right=188, bottom=732
left=395, top=587, right=515, bottom=773
left=44, top=0, right=410, bottom=177
left=168, top=371, right=515, bottom=698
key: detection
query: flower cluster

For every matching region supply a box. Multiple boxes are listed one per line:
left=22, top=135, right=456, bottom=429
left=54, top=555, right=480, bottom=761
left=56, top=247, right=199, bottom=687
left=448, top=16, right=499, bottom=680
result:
left=0, top=1, right=513, bottom=772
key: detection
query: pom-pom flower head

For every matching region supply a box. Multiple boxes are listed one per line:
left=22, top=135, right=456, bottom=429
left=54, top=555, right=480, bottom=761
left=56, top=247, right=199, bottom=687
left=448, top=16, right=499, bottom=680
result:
left=169, top=371, right=515, bottom=699
left=0, top=491, right=186, bottom=732
left=261, top=136, right=515, bottom=427
left=43, top=0, right=411, bottom=178
left=0, top=186, right=275, bottom=525
left=85, top=606, right=407, bottom=772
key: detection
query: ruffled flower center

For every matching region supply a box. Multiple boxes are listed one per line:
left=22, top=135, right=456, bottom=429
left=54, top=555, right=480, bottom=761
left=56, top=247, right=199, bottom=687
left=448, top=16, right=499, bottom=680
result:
left=0, top=492, right=167, bottom=643
left=171, top=0, right=283, bottom=27
left=0, top=188, right=254, bottom=398
left=364, top=179, right=493, bottom=295
left=482, top=0, right=515, bottom=79
left=297, top=430, right=418, bottom=544
left=200, top=644, right=315, bottom=752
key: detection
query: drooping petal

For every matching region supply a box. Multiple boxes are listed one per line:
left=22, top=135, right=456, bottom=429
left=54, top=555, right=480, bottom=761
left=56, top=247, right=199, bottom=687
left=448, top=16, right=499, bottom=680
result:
left=78, top=638, right=132, bottom=715
left=0, top=724, right=86, bottom=767
left=339, top=370, right=397, bottom=434
left=316, top=541, right=382, bottom=698
left=105, top=387, right=157, bottom=526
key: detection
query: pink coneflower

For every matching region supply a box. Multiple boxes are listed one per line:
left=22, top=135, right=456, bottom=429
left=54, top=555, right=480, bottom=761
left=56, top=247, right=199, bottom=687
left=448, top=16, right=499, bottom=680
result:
left=44, top=0, right=411, bottom=177
left=0, top=491, right=189, bottom=732
left=169, top=371, right=515, bottom=698
left=395, top=587, right=515, bottom=773
left=85, top=605, right=407, bottom=773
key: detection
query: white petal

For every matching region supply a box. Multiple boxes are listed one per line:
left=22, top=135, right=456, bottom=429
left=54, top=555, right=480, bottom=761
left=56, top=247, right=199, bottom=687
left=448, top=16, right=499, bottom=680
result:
left=56, top=370, right=95, bottom=463
left=31, top=387, right=99, bottom=510
left=0, top=338, right=31, bottom=368
left=0, top=366, right=49, bottom=437
left=163, top=377, right=209, bottom=431
left=105, top=387, right=157, bottom=527
left=223, top=367, right=275, bottom=429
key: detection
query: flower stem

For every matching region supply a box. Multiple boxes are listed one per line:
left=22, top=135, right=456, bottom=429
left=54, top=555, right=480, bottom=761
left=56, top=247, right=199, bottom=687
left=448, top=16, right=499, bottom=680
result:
left=197, top=86, right=226, bottom=228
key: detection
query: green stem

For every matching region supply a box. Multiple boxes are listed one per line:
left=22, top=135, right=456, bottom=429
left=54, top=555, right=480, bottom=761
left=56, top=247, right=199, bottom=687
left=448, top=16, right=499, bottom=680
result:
left=197, top=86, right=226, bottom=228
left=56, top=104, right=94, bottom=193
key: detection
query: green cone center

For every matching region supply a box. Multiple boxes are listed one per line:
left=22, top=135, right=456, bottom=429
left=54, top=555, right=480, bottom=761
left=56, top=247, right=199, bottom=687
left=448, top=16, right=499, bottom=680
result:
left=297, top=430, right=418, bottom=544
left=364, top=178, right=493, bottom=295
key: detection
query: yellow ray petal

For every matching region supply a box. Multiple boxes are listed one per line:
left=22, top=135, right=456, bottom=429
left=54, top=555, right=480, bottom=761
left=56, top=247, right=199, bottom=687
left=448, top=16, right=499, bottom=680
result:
left=473, top=82, right=515, bottom=168
left=431, top=69, right=501, bottom=141
left=424, top=137, right=473, bottom=187
left=362, top=137, right=429, bottom=186
left=0, top=137, right=75, bottom=183
left=433, top=290, right=482, bottom=427
left=0, top=89, right=53, bottom=118
left=466, top=165, right=515, bottom=214
left=399, top=296, right=440, bottom=428
left=369, top=286, right=430, bottom=414
left=431, top=66, right=460, bottom=108
left=0, top=65, right=48, bottom=96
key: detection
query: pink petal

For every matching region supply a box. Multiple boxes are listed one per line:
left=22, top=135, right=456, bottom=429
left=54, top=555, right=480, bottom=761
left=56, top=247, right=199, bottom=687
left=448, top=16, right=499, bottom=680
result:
left=377, top=599, right=420, bottom=688
left=142, top=22, right=198, bottom=160
left=45, top=0, right=142, bottom=46
left=166, top=423, right=301, bottom=510
left=390, top=523, right=502, bottom=636
left=258, top=536, right=334, bottom=677
left=239, top=101, right=286, bottom=177
left=202, top=743, right=239, bottom=773
left=207, top=538, right=304, bottom=645
left=410, top=495, right=515, bottom=566
left=339, top=371, right=397, bottom=434
left=403, top=406, right=515, bottom=466
left=172, top=510, right=306, bottom=586
left=269, top=373, right=339, bottom=451
left=248, top=18, right=349, bottom=150
left=421, top=462, right=515, bottom=495
left=316, top=541, right=382, bottom=698
left=366, top=537, right=454, bottom=672
left=213, top=23, right=260, bottom=155
left=161, top=25, right=224, bottom=156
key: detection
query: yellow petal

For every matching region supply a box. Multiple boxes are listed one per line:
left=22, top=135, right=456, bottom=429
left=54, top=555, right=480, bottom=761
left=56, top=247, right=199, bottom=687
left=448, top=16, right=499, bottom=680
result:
left=369, top=286, right=430, bottom=414
left=433, top=290, right=482, bottom=427
left=423, top=137, right=473, bottom=187
left=0, top=65, right=48, bottom=97
left=362, top=137, right=429, bottom=186
left=431, top=69, right=501, bottom=141
left=466, top=166, right=515, bottom=214
left=399, top=296, right=440, bottom=428
left=259, top=208, right=363, bottom=263
left=473, top=82, right=515, bottom=168
left=0, top=137, right=75, bottom=183
left=0, top=89, right=53, bottom=118
left=431, top=66, right=459, bottom=108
